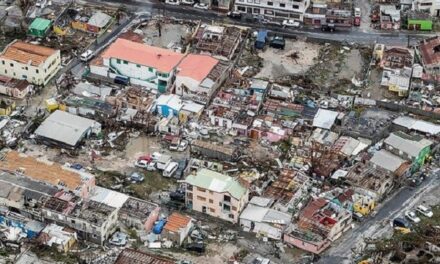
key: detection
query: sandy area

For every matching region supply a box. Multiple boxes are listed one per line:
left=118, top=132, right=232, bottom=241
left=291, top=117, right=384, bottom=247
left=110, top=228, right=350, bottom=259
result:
left=255, top=39, right=320, bottom=80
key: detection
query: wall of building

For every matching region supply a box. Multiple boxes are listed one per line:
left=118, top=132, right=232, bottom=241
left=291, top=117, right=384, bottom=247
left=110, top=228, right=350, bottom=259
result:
left=209, top=114, right=233, bottom=129
left=0, top=51, right=61, bottom=86
left=234, top=0, right=309, bottom=21
left=187, top=186, right=248, bottom=223
left=175, top=76, right=201, bottom=96
left=283, top=233, right=330, bottom=254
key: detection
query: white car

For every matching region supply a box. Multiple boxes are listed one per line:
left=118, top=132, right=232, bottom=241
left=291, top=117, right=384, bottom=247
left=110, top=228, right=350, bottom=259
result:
left=80, top=50, right=94, bottom=62
left=147, top=161, right=157, bottom=171
left=405, top=211, right=421, bottom=223
left=177, top=140, right=188, bottom=152
left=135, top=159, right=149, bottom=168
left=165, top=0, right=180, bottom=5
left=416, top=205, right=433, bottom=217
left=181, top=0, right=194, bottom=4
left=282, top=19, right=300, bottom=28
left=194, top=3, right=209, bottom=9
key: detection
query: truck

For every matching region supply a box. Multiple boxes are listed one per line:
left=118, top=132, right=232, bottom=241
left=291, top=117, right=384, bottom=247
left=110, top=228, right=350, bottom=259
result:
left=354, top=8, right=361, bottom=27
left=156, top=154, right=172, bottom=171
left=255, top=30, right=268, bottom=50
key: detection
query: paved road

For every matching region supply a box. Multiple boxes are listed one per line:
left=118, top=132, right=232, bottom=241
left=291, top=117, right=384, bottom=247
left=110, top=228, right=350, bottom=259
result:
left=318, top=170, right=440, bottom=264
left=82, top=0, right=437, bottom=45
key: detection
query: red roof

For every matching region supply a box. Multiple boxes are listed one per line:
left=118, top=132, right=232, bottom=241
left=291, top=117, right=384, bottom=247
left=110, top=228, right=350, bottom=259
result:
left=102, top=38, right=184, bottom=73
left=420, top=36, right=440, bottom=67
left=164, top=213, right=191, bottom=233
left=177, top=54, right=218, bottom=82
left=301, top=198, right=328, bottom=220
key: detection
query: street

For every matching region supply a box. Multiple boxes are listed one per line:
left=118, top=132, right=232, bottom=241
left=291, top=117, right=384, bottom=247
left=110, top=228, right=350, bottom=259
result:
left=81, top=0, right=437, bottom=46
left=318, top=170, right=440, bottom=264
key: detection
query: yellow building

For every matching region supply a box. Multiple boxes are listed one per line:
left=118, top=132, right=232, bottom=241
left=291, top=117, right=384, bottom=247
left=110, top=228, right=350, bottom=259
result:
left=0, top=100, right=16, bottom=116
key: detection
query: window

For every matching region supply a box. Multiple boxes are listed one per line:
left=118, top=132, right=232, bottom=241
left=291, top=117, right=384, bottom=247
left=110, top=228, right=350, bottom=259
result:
left=71, top=220, right=76, bottom=224
left=280, top=3, right=285, bottom=7
left=209, top=208, right=215, bottom=213
left=267, top=1, right=273, bottom=5
left=10, top=63, right=13, bottom=67
left=209, top=190, right=213, bottom=194
left=247, top=0, right=252, bottom=2
left=197, top=195, right=206, bottom=201
left=237, top=6, right=246, bottom=11
left=149, top=67, right=153, bottom=72
left=4, top=70, right=6, bottom=74
left=36, top=69, right=39, bottom=74
left=137, top=64, right=141, bottom=68
left=24, top=66, right=28, bottom=70
left=209, top=199, right=214, bottom=204
left=123, top=60, right=128, bottom=64
left=224, top=195, right=231, bottom=202
left=253, top=8, right=260, bottom=14
left=254, top=0, right=260, bottom=3
left=232, top=206, right=237, bottom=211
left=265, top=10, right=274, bottom=15
left=1, top=60, right=4, bottom=65
left=223, top=204, right=231, bottom=212
left=116, top=59, right=121, bottom=64
left=292, top=4, right=299, bottom=9
left=197, top=187, right=206, bottom=192
left=228, top=214, right=234, bottom=219
left=22, top=75, right=27, bottom=79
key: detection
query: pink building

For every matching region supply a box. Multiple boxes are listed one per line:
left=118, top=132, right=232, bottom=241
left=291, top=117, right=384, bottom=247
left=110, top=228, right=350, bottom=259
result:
left=185, top=169, right=249, bottom=223
left=283, top=198, right=352, bottom=254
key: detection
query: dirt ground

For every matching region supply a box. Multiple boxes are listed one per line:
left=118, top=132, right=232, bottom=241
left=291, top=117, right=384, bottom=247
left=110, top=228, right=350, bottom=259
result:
left=361, top=68, right=401, bottom=101
left=141, top=21, right=194, bottom=49
left=255, top=39, right=320, bottom=80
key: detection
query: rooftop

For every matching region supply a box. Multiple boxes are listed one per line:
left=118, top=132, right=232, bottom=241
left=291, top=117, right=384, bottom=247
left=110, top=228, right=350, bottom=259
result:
left=393, top=116, right=440, bottom=135
left=313, top=109, right=339, bottom=130
left=114, top=249, right=174, bottom=264
left=419, top=36, right=440, bottom=67
left=29, top=18, right=52, bottom=31
left=119, top=197, right=158, bottom=220
left=35, top=110, right=100, bottom=147
left=0, top=150, right=93, bottom=192
left=185, top=169, right=247, bottom=200
left=0, top=75, right=31, bottom=91
left=102, top=38, right=184, bottom=72
left=87, top=11, right=112, bottom=28
left=164, top=213, right=192, bottom=233
left=71, top=200, right=116, bottom=227
left=370, top=149, right=407, bottom=172
left=0, top=40, right=58, bottom=66
left=177, top=54, right=219, bottom=82
left=384, top=132, right=432, bottom=157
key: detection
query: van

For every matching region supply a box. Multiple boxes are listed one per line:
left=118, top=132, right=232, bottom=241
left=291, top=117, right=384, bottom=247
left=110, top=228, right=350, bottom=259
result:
left=163, top=162, right=178, bottom=177
left=392, top=217, right=410, bottom=229
left=114, top=76, right=129, bottom=86
left=80, top=50, right=94, bottom=62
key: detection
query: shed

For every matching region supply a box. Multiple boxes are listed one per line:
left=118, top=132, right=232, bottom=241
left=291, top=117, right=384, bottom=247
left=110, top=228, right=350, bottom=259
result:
left=87, top=12, right=112, bottom=33
left=162, top=213, right=193, bottom=246
left=28, top=18, right=52, bottom=38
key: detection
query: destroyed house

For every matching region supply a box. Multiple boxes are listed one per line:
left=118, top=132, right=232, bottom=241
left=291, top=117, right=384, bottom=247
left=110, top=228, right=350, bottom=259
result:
left=380, top=5, right=401, bottom=30
left=0, top=150, right=95, bottom=198
left=175, top=54, right=230, bottom=104
left=185, top=168, right=249, bottom=223
left=419, top=36, right=440, bottom=78
left=262, top=99, right=304, bottom=118
left=0, top=40, right=61, bottom=86
left=63, top=95, right=114, bottom=117
left=43, top=198, right=118, bottom=245
left=284, top=198, right=352, bottom=253
left=95, top=38, right=184, bottom=93
left=114, top=248, right=174, bottom=264
left=0, top=171, right=58, bottom=218
left=118, top=197, right=160, bottom=232
left=0, top=75, right=32, bottom=99
left=34, top=110, right=101, bottom=149
left=249, top=116, right=294, bottom=143
left=191, top=140, right=239, bottom=161
left=194, top=25, right=242, bottom=61
left=380, top=47, right=414, bottom=69
left=240, top=197, right=292, bottom=240
left=325, top=9, right=352, bottom=28
left=384, top=132, right=432, bottom=171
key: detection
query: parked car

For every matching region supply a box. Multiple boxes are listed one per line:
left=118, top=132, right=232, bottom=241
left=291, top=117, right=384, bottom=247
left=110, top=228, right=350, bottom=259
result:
left=135, top=159, right=149, bottom=168
left=392, top=217, right=410, bottom=229
left=321, top=24, right=336, bottom=32
left=352, top=212, right=364, bottom=222
left=163, top=162, right=179, bottom=177
left=109, top=232, right=128, bottom=246
left=170, top=189, right=185, bottom=202
left=416, top=205, right=433, bottom=217
left=282, top=19, right=300, bottom=28
left=405, top=211, right=421, bottom=223
left=177, top=140, right=188, bottom=151
left=130, top=172, right=145, bottom=183
left=174, top=159, right=188, bottom=179
left=165, top=0, right=180, bottom=5
left=181, top=0, right=194, bottom=5
left=269, top=36, right=285, bottom=50
left=194, top=3, right=209, bottom=9
left=186, top=242, right=205, bottom=253
left=227, top=11, right=242, bottom=20
left=262, top=19, right=281, bottom=26
left=80, top=50, right=94, bottom=62
left=147, top=161, right=157, bottom=171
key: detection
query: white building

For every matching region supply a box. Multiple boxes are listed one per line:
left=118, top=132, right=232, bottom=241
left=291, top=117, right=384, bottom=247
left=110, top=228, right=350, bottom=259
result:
left=0, top=40, right=61, bottom=86
left=91, top=38, right=184, bottom=93
left=234, top=0, right=310, bottom=22
left=413, top=0, right=440, bottom=17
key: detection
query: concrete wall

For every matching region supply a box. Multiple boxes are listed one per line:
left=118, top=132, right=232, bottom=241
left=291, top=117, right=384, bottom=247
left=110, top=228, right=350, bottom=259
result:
left=283, top=233, right=330, bottom=254
left=0, top=51, right=61, bottom=86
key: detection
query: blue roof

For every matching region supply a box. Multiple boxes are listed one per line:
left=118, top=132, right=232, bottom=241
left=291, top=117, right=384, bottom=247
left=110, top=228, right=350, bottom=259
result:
left=257, top=30, right=268, bottom=42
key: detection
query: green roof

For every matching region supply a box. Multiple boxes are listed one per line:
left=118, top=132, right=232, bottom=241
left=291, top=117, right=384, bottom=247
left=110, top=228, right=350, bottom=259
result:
left=185, top=169, right=247, bottom=200
left=29, top=18, right=52, bottom=31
